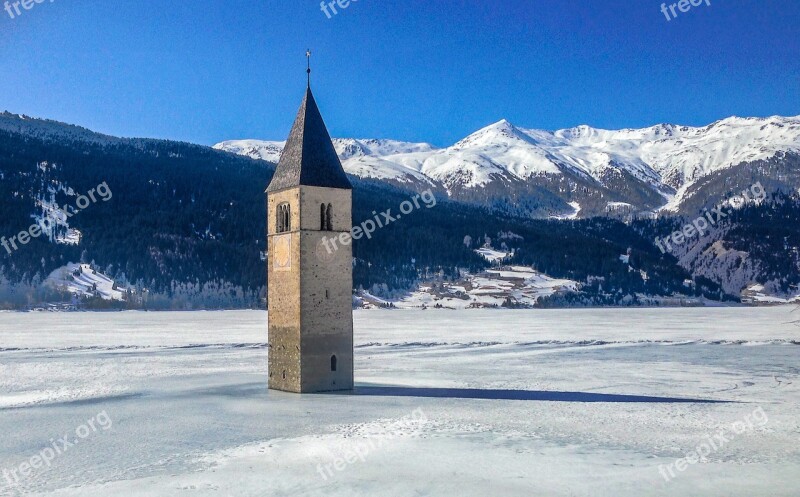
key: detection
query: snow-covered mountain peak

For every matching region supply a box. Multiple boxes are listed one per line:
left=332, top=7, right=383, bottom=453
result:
left=332, top=138, right=438, bottom=160
left=555, top=124, right=596, bottom=140
left=453, top=119, right=536, bottom=150
left=216, top=113, right=800, bottom=215
left=213, top=140, right=285, bottom=163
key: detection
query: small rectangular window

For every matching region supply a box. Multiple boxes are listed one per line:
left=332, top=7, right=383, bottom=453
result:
left=276, top=203, right=291, bottom=233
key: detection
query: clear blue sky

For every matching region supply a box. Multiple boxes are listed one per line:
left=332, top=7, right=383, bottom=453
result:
left=1, top=0, right=798, bottom=147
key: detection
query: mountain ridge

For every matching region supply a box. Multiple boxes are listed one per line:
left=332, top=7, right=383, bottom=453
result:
left=216, top=114, right=800, bottom=218
left=1, top=111, right=798, bottom=309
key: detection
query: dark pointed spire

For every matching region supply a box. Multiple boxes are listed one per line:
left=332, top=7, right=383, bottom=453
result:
left=306, top=49, right=312, bottom=87
left=266, top=86, right=352, bottom=193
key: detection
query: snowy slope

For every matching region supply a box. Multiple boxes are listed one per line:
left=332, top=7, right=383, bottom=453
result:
left=214, top=138, right=438, bottom=184
left=44, top=263, right=127, bottom=301
left=446, top=115, right=800, bottom=193
left=212, top=139, right=285, bottom=163
left=28, top=162, right=83, bottom=246
left=333, top=138, right=437, bottom=159
left=216, top=115, right=800, bottom=210
left=548, top=116, right=800, bottom=207
left=360, top=265, right=579, bottom=310
left=742, top=284, right=800, bottom=304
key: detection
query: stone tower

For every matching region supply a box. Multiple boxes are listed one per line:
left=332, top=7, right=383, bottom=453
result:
left=266, top=84, right=354, bottom=393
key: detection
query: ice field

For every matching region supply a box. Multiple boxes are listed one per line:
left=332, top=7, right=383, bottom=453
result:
left=0, top=308, right=798, bottom=496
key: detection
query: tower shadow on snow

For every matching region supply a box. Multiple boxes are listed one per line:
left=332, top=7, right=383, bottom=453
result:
left=346, top=386, right=730, bottom=404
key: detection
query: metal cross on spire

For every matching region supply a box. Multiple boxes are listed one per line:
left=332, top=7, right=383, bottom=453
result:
left=306, top=49, right=312, bottom=87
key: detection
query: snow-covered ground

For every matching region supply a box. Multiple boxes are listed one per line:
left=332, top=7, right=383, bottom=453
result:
left=474, top=247, right=509, bottom=263
left=0, top=308, right=799, bottom=496
left=44, top=264, right=127, bottom=301
left=359, top=261, right=580, bottom=309
left=742, top=284, right=800, bottom=304
left=550, top=200, right=582, bottom=220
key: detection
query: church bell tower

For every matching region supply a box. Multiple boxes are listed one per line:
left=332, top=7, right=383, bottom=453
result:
left=266, top=65, right=354, bottom=393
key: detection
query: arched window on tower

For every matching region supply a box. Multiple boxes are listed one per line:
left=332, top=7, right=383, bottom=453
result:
left=330, top=355, right=337, bottom=372
left=326, top=203, right=333, bottom=231
left=276, top=203, right=291, bottom=233
left=320, top=203, right=326, bottom=231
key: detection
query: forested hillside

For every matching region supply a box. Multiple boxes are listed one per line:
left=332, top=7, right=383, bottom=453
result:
left=2, top=114, right=797, bottom=309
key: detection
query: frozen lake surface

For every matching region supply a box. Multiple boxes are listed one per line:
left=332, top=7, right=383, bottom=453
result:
left=0, top=308, right=798, bottom=496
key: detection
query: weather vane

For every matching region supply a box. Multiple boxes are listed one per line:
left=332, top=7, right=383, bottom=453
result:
left=306, top=49, right=312, bottom=87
